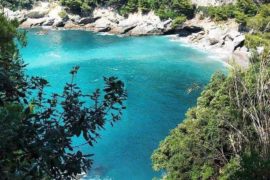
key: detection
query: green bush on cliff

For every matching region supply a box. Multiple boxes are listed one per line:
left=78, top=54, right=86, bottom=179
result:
left=245, top=33, right=270, bottom=50
left=58, top=10, right=68, bottom=19
left=1, top=0, right=36, bottom=10
left=198, top=0, right=258, bottom=22
left=246, top=4, right=270, bottom=32
left=172, top=16, right=186, bottom=28
left=60, top=0, right=194, bottom=20
left=152, top=53, right=270, bottom=179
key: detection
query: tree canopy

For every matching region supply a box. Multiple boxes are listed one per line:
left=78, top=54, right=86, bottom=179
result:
left=0, top=14, right=127, bottom=179
left=152, top=53, right=270, bottom=179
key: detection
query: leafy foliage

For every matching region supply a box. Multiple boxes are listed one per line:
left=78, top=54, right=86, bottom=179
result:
left=198, top=0, right=258, bottom=22
left=59, top=0, right=195, bottom=20
left=0, top=14, right=127, bottom=179
left=152, top=53, right=270, bottom=179
left=172, top=16, right=186, bottom=28
left=0, top=0, right=37, bottom=10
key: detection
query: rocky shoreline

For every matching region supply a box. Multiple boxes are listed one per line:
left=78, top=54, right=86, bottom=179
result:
left=4, top=2, right=172, bottom=36
left=170, top=16, right=250, bottom=68
left=4, top=2, right=250, bottom=67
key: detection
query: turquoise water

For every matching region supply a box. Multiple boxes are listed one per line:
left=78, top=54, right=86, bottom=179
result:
left=21, top=29, right=225, bottom=180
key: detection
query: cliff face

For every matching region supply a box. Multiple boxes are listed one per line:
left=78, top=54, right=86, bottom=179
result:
left=191, top=0, right=236, bottom=6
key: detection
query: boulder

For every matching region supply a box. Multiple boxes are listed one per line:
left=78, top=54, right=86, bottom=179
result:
left=43, top=18, right=55, bottom=26
left=93, top=18, right=113, bottom=32
left=78, top=17, right=101, bottom=25
left=111, top=23, right=137, bottom=34
left=54, top=20, right=65, bottom=27
left=20, top=18, right=46, bottom=28
left=53, top=16, right=68, bottom=28
left=257, top=46, right=264, bottom=54
left=175, top=25, right=203, bottom=36
left=233, top=35, right=245, bottom=50
left=69, top=15, right=81, bottom=23
left=231, top=49, right=250, bottom=68
left=64, top=21, right=81, bottom=29
left=97, top=27, right=111, bottom=32
left=129, top=24, right=163, bottom=35
left=209, top=38, right=219, bottom=45
left=17, top=15, right=27, bottom=24
left=163, top=19, right=172, bottom=27
left=27, top=11, right=47, bottom=19
left=223, top=36, right=235, bottom=52
left=227, top=30, right=240, bottom=40
left=113, top=20, right=139, bottom=34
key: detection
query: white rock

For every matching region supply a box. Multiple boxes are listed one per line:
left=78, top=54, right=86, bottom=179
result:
left=20, top=18, right=47, bottom=28
left=233, top=35, right=245, bottom=49
left=43, top=18, right=55, bottom=26
left=257, top=46, right=264, bottom=54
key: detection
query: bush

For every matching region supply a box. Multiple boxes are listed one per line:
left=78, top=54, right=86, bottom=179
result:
left=60, top=0, right=83, bottom=14
left=172, top=16, right=186, bottom=28
left=58, top=10, right=68, bottom=19
left=236, top=0, right=258, bottom=16
left=1, top=0, right=36, bottom=10
left=152, top=56, right=270, bottom=179
left=61, top=0, right=195, bottom=22
left=198, top=0, right=258, bottom=22
left=245, top=33, right=270, bottom=50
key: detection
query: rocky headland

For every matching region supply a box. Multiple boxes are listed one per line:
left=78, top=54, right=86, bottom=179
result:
left=4, top=1, right=250, bottom=67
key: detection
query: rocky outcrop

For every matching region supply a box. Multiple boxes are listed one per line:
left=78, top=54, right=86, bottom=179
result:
left=191, top=0, right=236, bottom=6
left=3, top=1, right=249, bottom=67
left=78, top=17, right=101, bottom=25
left=4, top=3, right=173, bottom=36
left=20, top=18, right=47, bottom=28
left=27, top=11, right=47, bottom=19
left=171, top=15, right=249, bottom=67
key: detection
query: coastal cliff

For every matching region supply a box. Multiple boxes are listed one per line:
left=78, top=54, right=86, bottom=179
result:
left=4, top=2, right=173, bottom=36
left=3, top=1, right=249, bottom=66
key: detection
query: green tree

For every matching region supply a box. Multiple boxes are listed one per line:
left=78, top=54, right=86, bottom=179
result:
left=0, top=14, right=127, bottom=179
left=152, top=53, right=270, bottom=179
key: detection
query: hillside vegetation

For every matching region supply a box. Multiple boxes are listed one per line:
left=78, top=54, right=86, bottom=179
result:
left=198, top=0, right=270, bottom=49
left=152, top=1, right=270, bottom=179
left=2, top=0, right=270, bottom=179
left=59, top=0, right=195, bottom=21
left=152, top=54, right=270, bottom=179
left=0, top=0, right=37, bottom=10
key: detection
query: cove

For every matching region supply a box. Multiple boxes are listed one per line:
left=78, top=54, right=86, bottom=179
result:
left=20, top=29, right=225, bottom=180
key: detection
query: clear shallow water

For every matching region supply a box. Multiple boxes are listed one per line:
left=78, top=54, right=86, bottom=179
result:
left=21, top=29, right=225, bottom=180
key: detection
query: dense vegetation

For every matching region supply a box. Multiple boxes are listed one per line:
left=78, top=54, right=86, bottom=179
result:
left=2, top=0, right=270, bottom=179
left=2, top=0, right=195, bottom=28
left=60, top=0, right=195, bottom=20
left=0, top=14, right=126, bottom=179
left=198, top=0, right=258, bottom=22
left=0, top=0, right=37, bottom=10
left=198, top=0, right=270, bottom=49
left=152, top=1, right=270, bottom=179
left=152, top=53, right=270, bottom=179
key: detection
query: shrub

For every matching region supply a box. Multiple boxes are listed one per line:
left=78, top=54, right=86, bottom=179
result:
left=172, top=16, right=186, bottom=28
left=245, top=33, right=270, bottom=50
left=58, top=10, right=68, bottom=19
left=236, top=0, right=258, bottom=16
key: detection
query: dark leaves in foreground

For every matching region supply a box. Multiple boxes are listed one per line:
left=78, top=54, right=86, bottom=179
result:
left=0, top=14, right=127, bottom=179
left=0, top=67, right=127, bottom=179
